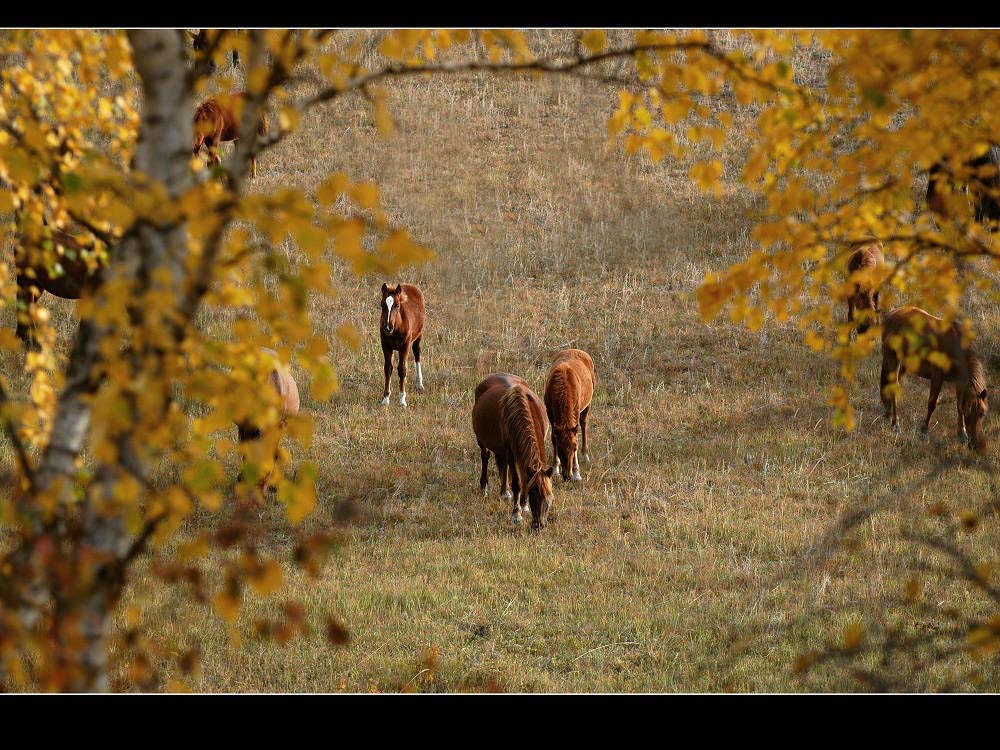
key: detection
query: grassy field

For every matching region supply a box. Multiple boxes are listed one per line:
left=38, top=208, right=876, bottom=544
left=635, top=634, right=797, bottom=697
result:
left=9, top=31, right=1000, bottom=692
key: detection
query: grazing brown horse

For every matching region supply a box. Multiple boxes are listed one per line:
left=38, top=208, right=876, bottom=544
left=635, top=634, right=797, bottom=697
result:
left=543, top=348, right=596, bottom=482
left=14, top=229, right=104, bottom=344
left=379, top=282, right=425, bottom=407
left=236, top=348, right=301, bottom=491
left=192, top=92, right=269, bottom=178
left=845, top=241, right=884, bottom=334
left=472, top=373, right=555, bottom=528
left=880, top=306, right=989, bottom=451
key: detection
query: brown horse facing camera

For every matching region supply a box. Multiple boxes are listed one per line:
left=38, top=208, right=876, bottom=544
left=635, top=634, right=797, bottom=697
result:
left=472, top=373, right=555, bottom=529
left=236, top=348, right=301, bottom=492
left=193, top=92, right=269, bottom=179
left=543, top=348, right=596, bottom=482
left=846, top=240, right=884, bottom=334
left=14, top=229, right=104, bottom=345
left=379, top=282, right=425, bottom=407
left=880, top=306, right=989, bottom=451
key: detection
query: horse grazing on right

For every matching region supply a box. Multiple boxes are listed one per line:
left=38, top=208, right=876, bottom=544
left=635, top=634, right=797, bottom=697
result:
left=880, top=305, right=989, bottom=452
left=472, top=373, right=555, bottom=529
left=193, top=92, right=269, bottom=179
left=379, top=282, right=425, bottom=407
left=845, top=240, right=884, bottom=334
left=543, top=348, right=595, bottom=481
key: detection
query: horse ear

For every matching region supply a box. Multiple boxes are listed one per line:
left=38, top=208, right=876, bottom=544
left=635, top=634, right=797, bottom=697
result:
left=981, top=388, right=988, bottom=401
left=381, top=282, right=389, bottom=296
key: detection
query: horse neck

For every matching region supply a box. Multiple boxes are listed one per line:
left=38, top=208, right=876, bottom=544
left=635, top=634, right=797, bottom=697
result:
left=502, top=388, right=545, bottom=474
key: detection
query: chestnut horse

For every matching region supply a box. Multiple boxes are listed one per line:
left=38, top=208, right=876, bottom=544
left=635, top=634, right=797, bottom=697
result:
left=379, top=282, right=425, bottom=407
left=543, top=348, right=596, bottom=481
left=845, top=240, right=884, bottom=334
left=472, top=373, right=555, bottom=528
left=193, top=92, right=269, bottom=179
left=236, top=348, right=301, bottom=491
left=880, top=306, right=989, bottom=451
left=14, top=228, right=104, bottom=345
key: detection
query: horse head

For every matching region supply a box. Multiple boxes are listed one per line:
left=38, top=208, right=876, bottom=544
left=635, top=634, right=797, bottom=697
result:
left=380, top=282, right=408, bottom=336
left=524, top=466, right=556, bottom=529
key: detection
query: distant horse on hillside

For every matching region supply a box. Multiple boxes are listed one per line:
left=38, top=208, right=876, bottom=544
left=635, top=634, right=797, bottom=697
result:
left=379, top=282, right=425, bottom=407
left=193, top=92, right=269, bottom=179
left=845, top=240, right=884, bottom=334
left=188, top=29, right=241, bottom=73
left=927, top=145, right=1000, bottom=226
left=236, top=348, right=301, bottom=492
left=543, top=348, right=596, bottom=481
left=472, top=373, right=555, bottom=529
left=880, top=305, right=989, bottom=452
left=14, top=228, right=104, bottom=345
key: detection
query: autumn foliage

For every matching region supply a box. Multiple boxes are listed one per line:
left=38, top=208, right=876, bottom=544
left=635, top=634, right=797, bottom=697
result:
left=1, top=28, right=999, bottom=692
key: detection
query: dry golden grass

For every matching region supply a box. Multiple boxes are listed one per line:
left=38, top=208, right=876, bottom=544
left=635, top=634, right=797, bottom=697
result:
left=6, top=31, right=1000, bottom=692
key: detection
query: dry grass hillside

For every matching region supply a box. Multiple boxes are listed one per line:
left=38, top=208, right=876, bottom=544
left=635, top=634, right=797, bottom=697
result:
left=6, top=30, right=1000, bottom=692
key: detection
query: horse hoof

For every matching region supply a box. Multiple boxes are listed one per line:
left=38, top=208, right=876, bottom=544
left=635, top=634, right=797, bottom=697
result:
left=399, top=395, right=407, bottom=408
left=511, top=512, right=522, bottom=526
left=416, top=382, right=425, bottom=392
left=481, top=485, right=488, bottom=498
left=571, top=473, right=583, bottom=482
left=959, top=432, right=970, bottom=445
left=501, top=490, right=513, bottom=501
left=582, top=454, right=590, bottom=464
left=380, top=396, right=390, bottom=406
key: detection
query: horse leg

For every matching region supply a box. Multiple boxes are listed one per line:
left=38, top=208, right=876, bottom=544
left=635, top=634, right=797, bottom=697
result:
left=412, top=336, right=424, bottom=391
left=922, top=373, right=943, bottom=435
left=580, top=405, right=591, bottom=463
left=251, top=155, right=258, bottom=180
left=957, top=391, right=969, bottom=444
left=497, top=453, right=512, bottom=501
left=880, top=353, right=901, bottom=430
left=381, top=346, right=393, bottom=406
left=15, top=283, right=36, bottom=348
left=479, top=442, right=490, bottom=497
left=551, top=431, right=561, bottom=477
left=571, top=447, right=582, bottom=481
left=397, top=342, right=410, bottom=407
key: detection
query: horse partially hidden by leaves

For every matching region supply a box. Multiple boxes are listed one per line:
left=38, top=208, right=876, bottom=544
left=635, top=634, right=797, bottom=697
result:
left=236, top=348, right=301, bottom=492
left=927, top=145, right=1000, bottom=226
left=472, top=373, right=555, bottom=529
left=14, top=228, right=104, bottom=345
left=188, top=29, right=241, bottom=73
left=192, top=92, right=269, bottom=179
left=379, top=282, right=425, bottom=407
left=543, top=348, right=595, bottom=481
left=880, top=305, right=989, bottom=452
left=845, top=240, right=884, bottom=334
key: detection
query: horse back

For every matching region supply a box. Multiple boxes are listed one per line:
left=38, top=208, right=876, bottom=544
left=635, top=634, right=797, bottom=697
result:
left=882, top=305, right=966, bottom=380
left=400, top=283, right=425, bottom=341
left=550, top=348, right=595, bottom=411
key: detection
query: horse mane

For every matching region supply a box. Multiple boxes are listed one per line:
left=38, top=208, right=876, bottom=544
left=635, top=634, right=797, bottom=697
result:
left=499, top=386, right=544, bottom=473
left=967, top=350, right=988, bottom=395
left=194, top=98, right=223, bottom=123
left=547, top=364, right=578, bottom=433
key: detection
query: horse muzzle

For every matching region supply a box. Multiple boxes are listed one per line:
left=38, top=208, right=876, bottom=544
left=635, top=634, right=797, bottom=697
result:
left=384, top=325, right=394, bottom=336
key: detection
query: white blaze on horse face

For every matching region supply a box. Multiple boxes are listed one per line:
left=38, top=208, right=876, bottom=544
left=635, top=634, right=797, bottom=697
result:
left=384, top=295, right=394, bottom=333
